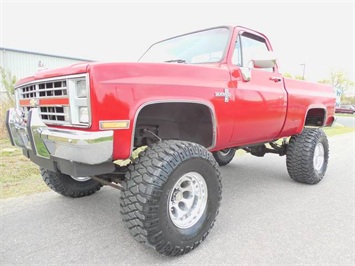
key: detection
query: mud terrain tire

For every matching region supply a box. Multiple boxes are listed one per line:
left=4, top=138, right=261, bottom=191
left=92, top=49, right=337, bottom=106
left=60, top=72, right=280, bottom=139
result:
left=286, top=128, right=329, bottom=184
left=41, top=168, right=102, bottom=197
left=213, top=148, right=236, bottom=166
left=121, top=140, right=222, bottom=256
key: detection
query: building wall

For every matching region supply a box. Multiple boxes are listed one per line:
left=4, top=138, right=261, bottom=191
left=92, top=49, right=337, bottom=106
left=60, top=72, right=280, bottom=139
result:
left=0, top=47, right=92, bottom=100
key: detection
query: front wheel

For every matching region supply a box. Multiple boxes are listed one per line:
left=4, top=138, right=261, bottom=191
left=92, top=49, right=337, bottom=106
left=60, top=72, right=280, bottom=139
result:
left=213, top=148, right=236, bottom=166
left=41, top=168, right=102, bottom=197
left=286, top=128, right=329, bottom=184
left=121, top=140, right=222, bottom=256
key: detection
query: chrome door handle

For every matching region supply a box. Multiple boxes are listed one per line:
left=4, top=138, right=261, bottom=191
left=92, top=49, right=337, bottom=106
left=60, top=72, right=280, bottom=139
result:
left=269, top=77, right=282, bottom=82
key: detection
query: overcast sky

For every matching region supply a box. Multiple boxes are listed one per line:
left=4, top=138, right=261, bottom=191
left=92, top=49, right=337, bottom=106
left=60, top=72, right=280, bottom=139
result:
left=0, top=0, right=354, bottom=82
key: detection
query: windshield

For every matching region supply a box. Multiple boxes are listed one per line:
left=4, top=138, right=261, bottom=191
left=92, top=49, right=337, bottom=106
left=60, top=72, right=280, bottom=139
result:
left=139, top=27, right=231, bottom=64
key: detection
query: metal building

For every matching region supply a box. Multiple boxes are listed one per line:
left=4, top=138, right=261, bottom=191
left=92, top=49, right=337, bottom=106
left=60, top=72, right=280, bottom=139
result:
left=0, top=47, right=92, bottom=99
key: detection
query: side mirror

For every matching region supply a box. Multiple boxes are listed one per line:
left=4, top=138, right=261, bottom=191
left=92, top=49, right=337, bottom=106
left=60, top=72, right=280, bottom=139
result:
left=237, top=51, right=277, bottom=82
left=240, top=67, right=251, bottom=81
left=252, top=51, right=277, bottom=69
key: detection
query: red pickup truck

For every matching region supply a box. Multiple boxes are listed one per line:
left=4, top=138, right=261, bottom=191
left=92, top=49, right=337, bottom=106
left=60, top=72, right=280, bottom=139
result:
left=6, top=26, right=335, bottom=256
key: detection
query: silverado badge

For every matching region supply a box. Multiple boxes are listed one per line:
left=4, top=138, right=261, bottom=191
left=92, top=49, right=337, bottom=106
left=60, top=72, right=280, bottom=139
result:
left=215, top=88, right=231, bottom=102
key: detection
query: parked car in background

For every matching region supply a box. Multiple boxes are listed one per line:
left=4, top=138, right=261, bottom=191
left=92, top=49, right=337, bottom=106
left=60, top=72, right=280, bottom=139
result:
left=335, top=105, right=355, bottom=114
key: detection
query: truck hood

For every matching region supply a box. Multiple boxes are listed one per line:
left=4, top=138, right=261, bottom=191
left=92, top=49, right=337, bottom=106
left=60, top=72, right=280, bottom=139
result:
left=87, top=62, right=228, bottom=88
left=16, top=61, right=227, bottom=88
left=15, top=62, right=91, bottom=86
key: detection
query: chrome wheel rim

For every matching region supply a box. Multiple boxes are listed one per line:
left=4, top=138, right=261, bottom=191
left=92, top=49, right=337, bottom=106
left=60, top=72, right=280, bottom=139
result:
left=168, top=172, right=208, bottom=229
left=313, top=143, right=325, bottom=171
left=219, top=148, right=231, bottom=156
left=70, top=176, right=91, bottom=182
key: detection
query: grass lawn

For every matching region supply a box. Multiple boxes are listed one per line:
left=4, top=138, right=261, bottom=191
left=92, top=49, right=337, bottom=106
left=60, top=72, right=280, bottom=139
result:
left=0, top=138, right=49, bottom=199
left=335, top=113, right=355, bottom=117
left=0, top=124, right=354, bottom=199
left=323, top=125, right=355, bottom=137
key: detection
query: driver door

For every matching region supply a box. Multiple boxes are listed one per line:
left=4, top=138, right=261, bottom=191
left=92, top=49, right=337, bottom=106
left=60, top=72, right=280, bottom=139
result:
left=229, top=30, right=287, bottom=146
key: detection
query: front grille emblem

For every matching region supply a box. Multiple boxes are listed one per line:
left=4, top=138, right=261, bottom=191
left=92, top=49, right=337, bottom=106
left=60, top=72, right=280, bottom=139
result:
left=30, top=98, right=40, bottom=107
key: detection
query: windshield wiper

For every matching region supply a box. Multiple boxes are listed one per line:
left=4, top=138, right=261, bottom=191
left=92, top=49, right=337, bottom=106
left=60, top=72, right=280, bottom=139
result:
left=164, top=59, right=186, bottom=63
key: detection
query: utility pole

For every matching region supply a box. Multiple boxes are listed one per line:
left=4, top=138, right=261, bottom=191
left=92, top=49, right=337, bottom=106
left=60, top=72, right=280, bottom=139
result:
left=300, top=63, right=306, bottom=80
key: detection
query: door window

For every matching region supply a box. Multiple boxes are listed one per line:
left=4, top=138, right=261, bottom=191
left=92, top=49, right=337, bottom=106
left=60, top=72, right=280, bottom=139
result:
left=232, top=32, right=273, bottom=72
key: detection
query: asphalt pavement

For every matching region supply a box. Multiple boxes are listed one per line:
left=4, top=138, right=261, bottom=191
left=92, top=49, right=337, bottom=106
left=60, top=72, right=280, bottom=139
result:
left=1, top=132, right=354, bottom=265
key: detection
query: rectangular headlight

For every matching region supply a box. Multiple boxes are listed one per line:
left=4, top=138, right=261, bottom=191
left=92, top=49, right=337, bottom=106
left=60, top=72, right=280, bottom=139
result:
left=76, top=79, right=87, bottom=98
left=68, top=74, right=91, bottom=127
left=79, top=107, right=89, bottom=123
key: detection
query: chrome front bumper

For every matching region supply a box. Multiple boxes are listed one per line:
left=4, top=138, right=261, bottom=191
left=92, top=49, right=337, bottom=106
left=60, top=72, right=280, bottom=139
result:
left=6, top=108, right=114, bottom=165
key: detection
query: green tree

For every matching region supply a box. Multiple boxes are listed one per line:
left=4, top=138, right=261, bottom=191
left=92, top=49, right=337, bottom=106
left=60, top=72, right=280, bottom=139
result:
left=342, top=95, right=355, bottom=105
left=282, top=73, right=305, bottom=80
left=283, top=72, right=293, bottom=78
left=0, top=67, right=17, bottom=138
left=318, top=69, right=354, bottom=100
left=0, top=66, right=17, bottom=105
left=294, top=75, right=305, bottom=80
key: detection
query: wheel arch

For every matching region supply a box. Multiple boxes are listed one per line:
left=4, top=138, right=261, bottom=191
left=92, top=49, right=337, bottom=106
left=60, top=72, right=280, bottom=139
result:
left=302, top=104, right=328, bottom=129
left=131, top=100, right=217, bottom=152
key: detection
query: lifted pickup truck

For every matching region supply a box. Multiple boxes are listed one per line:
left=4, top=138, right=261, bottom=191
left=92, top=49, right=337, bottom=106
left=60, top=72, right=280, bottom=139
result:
left=6, top=26, right=335, bottom=256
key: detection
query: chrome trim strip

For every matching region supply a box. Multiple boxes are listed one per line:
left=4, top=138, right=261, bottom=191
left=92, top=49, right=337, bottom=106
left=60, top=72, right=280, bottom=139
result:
left=14, top=73, right=89, bottom=89
left=129, top=100, right=217, bottom=158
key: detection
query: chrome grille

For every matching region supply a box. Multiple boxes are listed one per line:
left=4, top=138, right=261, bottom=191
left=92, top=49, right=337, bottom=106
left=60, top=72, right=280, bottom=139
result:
left=18, top=78, right=69, bottom=124
left=38, top=81, right=67, bottom=97
left=40, top=106, right=68, bottom=122
left=21, top=85, right=36, bottom=99
left=16, top=74, right=89, bottom=128
left=20, top=104, right=68, bottom=123
left=19, top=79, right=68, bottom=99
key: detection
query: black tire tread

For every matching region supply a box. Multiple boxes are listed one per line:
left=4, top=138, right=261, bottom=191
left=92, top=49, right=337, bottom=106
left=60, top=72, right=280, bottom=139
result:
left=41, top=168, right=102, bottom=198
left=213, top=148, right=236, bottom=166
left=286, top=128, right=329, bottom=184
left=120, top=140, right=222, bottom=256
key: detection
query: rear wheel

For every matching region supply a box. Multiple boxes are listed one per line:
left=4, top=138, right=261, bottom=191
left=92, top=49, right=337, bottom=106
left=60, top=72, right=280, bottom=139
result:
left=121, top=140, right=222, bottom=256
left=41, top=168, right=102, bottom=197
left=213, top=148, right=236, bottom=166
left=286, top=128, right=329, bottom=184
